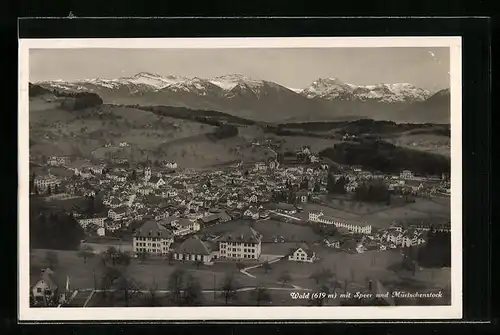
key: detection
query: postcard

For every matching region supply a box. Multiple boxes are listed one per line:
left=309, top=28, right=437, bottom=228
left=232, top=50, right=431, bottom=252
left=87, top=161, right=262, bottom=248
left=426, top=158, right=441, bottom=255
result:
left=18, top=36, right=462, bottom=321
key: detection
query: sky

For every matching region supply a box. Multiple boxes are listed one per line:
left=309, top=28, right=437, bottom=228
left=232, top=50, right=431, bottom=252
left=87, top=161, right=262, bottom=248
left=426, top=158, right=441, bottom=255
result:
left=30, top=47, right=450, bottom=92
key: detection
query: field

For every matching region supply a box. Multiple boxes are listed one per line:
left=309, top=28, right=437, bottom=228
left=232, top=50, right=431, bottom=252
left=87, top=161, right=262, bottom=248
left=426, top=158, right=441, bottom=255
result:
left=386, top=132, right=451, bottom=157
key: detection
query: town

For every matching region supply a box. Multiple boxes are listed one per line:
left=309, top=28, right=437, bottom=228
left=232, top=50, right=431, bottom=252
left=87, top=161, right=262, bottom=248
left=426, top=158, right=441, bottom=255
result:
left=29, top=143, right=451, bottom=308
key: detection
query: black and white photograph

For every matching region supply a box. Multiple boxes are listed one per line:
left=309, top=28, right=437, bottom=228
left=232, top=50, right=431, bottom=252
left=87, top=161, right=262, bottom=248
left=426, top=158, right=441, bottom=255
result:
left=18, top=37, right=462, bottom=320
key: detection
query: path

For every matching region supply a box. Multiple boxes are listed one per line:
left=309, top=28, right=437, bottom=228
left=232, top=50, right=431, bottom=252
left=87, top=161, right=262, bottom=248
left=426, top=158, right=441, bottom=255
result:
left=269, top=210, right=302, bottom=221
left=238, top=259, right=311, bottom=291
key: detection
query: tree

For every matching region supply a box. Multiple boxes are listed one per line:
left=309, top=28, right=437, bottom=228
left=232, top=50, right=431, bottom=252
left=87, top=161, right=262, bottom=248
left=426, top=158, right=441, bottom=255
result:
left=77, top=245, right=95, bottom=264
left=220, top=272, right=239, bottom=305
left=45, top=251, right=59, bottom=269
left=167, top=267, right=186, bottom=305
left=262, top=261, right=271, bottom=274
left=166, top=252, right=174, bottom=265
left=137, top=250, right=149, bottom=264
left=183, top=274, right=204, bottom=306
left=194, top=259, right=203, bottom=269
left=309, top=283, right=331, bottom=306
left=278, top=270, right=292, bottom=287
left=309, top=268, right=333, bottom=285
left=250, top=286, right=272, bottom=306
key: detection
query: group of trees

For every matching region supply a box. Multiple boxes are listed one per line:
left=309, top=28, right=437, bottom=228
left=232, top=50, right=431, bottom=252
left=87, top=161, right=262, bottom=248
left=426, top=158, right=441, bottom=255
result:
left=60, top=92, right=103, bottom=111
left=167, top=267, right=204, bottom=306
left=417, top=230, right=451, bottom=268
left=327, top=174, right=348, bottom=194
left=208, top=124, right=239, bottom=140
left=319, top=140, right=450, bottom=176
left=353, top=180, right=391, bottom=204
left=30, top=211, right=85, bottom=250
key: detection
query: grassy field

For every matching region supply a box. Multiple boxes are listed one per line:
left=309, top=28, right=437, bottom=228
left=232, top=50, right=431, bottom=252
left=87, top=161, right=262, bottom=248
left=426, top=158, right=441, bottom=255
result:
left=247, top=247, right=451, bottom=301
left=31, top=249, right=265, bottom=291
left=387, top=132, right=450, bottom=157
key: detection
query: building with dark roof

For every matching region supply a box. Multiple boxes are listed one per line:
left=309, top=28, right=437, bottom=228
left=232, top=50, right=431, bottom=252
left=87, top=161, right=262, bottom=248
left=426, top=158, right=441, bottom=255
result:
left=133, top=220, right=174, bottom=255
left=287, top=243, right=317, bottom=263
left=173, top=235, right=214, bottom=264
left=218, top=226, right=262, bottom=260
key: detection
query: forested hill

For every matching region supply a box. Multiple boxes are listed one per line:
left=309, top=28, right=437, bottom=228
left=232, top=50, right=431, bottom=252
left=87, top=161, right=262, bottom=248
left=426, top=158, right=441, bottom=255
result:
left=319, top=140, right=450, bottom=176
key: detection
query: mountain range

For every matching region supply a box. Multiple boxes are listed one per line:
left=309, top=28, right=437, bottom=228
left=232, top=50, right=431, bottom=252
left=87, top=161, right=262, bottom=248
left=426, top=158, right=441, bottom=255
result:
left=35, top=73, right=450, bottom=124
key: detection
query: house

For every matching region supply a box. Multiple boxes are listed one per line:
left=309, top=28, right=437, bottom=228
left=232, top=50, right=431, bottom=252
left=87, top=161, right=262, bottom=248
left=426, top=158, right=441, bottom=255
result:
left=296, top=190, right=309, bottom=203
left=254, top=162, right=267, bottom=172
left=47, top=156, right=68, bottom=166
left=288, top=243, right=316, bottom=263
left=249, top=194, right=258, bottom=203
left=97, top=227, right=105, bottom=236
left=400, top=170, right=414, bottom=180
left=218, top=225, right=262, bottom=260
left=324, top=238, right=341, bottom=249
left=119, top=141, right=130, bottom=147
left=148, top=176, right=166, bottom=189
left=174, top=235, right=214, bottom=265
left=173, top=219, right=201, bottom=236
left=108, top=206, right=127, bottom=221
left=133, top=220, right=174, bottom=255
left=164, top=162, right=177, bottom=169
left=77, top=216, right=107, bottom=229
left=108, top=198, right=122, bottom=209
left=243, top=207, right=260, bottom=220
left=200, top=214, right=220, bottom=226
left=31, top=268, right=66, bottom=306
left=345, top=181, right=358, bottom=193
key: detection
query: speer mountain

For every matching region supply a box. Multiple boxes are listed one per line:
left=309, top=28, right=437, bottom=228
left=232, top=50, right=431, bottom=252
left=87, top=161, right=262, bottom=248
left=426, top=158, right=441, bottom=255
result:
left=36, top=72, right=450, bottom=124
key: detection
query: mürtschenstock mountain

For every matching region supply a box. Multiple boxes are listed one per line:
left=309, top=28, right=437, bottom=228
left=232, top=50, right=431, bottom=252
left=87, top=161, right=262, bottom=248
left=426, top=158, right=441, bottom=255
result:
left=36, top=73, right=450, bottom=124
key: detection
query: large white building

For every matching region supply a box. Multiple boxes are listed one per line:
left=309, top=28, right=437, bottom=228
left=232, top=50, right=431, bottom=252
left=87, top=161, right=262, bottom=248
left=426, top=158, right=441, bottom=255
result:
left=218, top=225, right=262, bottom=260
left=34, top=175, right=60, bottom=191
left=133, top=220, right=174, bottom=255
left=308, top=211, right=372, bottom=234
left=77, top=216, right=107, bottom=229
left=400, top=170, right=414, bottom=180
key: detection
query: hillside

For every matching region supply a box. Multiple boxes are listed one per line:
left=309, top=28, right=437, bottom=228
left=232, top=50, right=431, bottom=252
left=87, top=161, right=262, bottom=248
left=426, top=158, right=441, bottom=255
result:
left=319, top=140, right=450, bottom=176
left=29, top=97, right=273, bottom=168
left=399, top=89, right=450, bottom=124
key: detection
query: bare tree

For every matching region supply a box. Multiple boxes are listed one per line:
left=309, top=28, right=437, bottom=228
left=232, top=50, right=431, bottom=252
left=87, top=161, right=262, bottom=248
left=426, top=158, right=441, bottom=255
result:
left=220, top=272, right=239, bottom=305
left=45, top=251, right=59, bottom=269
left=262, top=261, right=271, bottom=274
left=183, top=274, right=204, bottom=306
left=77, top=245, right=95, bottom=264
left=167, top=267, right=185, bottom=305
left=250, top=286, right=272, bottom=306
left=278, top=270, right=292, bottom=287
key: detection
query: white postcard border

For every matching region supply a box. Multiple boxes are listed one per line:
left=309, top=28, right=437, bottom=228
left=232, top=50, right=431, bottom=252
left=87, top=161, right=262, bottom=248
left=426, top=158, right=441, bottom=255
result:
left=18, top=37, right=462, bottom=321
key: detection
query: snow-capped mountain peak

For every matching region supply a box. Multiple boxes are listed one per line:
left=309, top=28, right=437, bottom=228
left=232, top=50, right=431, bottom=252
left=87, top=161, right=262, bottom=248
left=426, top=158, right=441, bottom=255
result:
left=210, top=74, right=264, bottom=91
left=302, top=77, right=430, bottom=103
